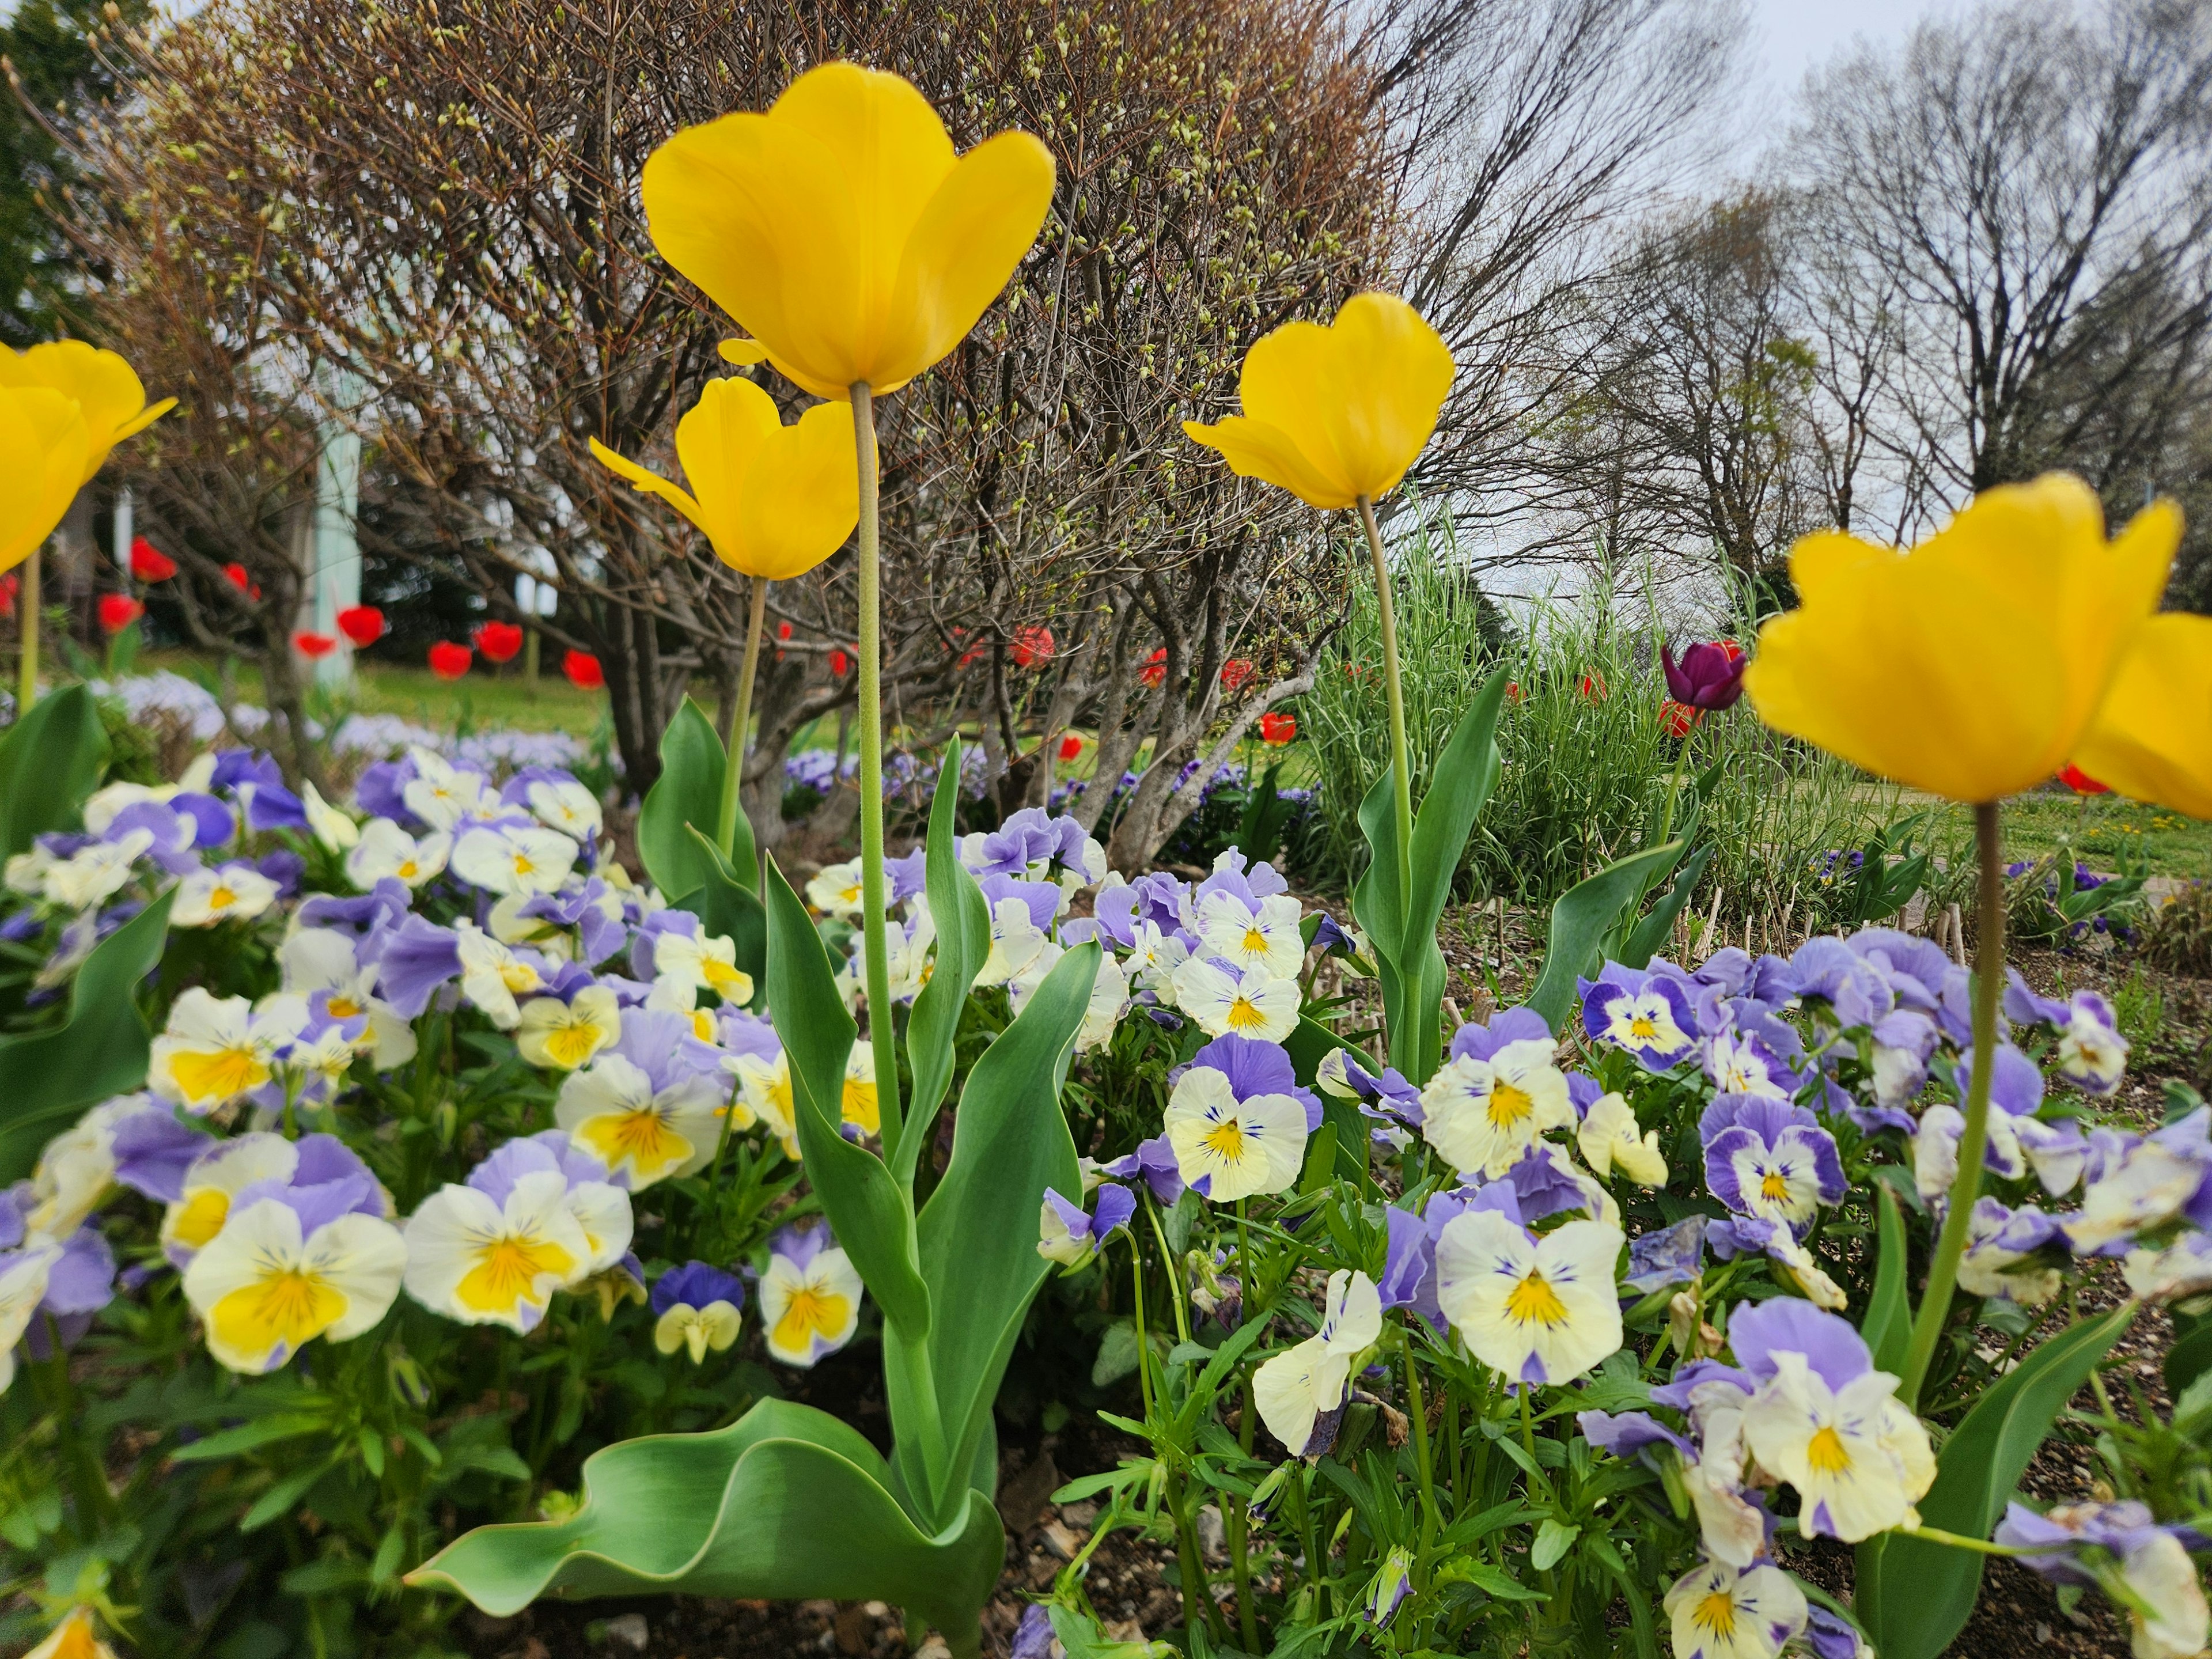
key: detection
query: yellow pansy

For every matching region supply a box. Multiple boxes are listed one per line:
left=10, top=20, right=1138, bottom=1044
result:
left=590, top=377, right=857, bottom=580
left=516, top=986, right=622, bottom=1071
left=1182, top=292, right=1454, bottom=510
left=0, top=339, right=175, bottom=483
left=639, top=62, right=1056, bottom=402
left=1, top=386, right=90, bottom=575
left=1744, top=475, right=2180, bottom=802
left=181, top=1196, right=407, bottom=1372
left=2070, top=613, right=2212, bottom=820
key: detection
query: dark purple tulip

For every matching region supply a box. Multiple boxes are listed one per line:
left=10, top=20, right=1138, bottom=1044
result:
left=1661, top=640, right=1748, bottom=711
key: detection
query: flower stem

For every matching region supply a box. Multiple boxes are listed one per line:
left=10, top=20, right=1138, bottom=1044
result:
left=1356, top=497, right=1414, bottom=916
left=1899, top=800, right=2005, bottom=1407
left=1402, top=1342, right=1442, bottom=1542
left=849, top=382, right=903, bottom=1160
left=715, top=577, right=767, bottom=866
left=17, top=549, right=38, bottom=714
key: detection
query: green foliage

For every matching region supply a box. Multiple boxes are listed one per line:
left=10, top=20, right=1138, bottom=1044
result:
left=0, top=683, right=107, bottom=859
left=635, top=696, right=728, bottom=903
left=1526, top=842, right=1683, bottom=1032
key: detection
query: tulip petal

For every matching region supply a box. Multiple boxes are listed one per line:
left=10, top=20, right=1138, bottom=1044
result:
left=1183, top=414, right=1358, bottom=510
left=886, top=130, right=1056, bottom=393
left=719, top=338, right=772, bottom=366
left=588, top=437, right=712, bottom=537
left=2071, top=613, right=2212, bottom=820
left=1316, top=291, right=1454, bottom=499
left=0, top=340, right=159, bottom=482
left=0, top=386, right=90, bottom=574
left=672, top=378, right=858, bottom=579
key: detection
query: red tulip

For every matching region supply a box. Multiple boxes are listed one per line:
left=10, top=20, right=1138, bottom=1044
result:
left=1579, top=671, right=1608, bottom=702
left=223, top=562, right=262, bottom=600
left=1504, top=680, right=1522, bottom=702
left=1140, top=647, right=1167, bottom=688
left=829, top=648, right=851, bottom=678
left=562, top=650, right=605, bottom=690
left=1660, top=699, right=1698, bottom=739
left=98, top=594, right=143, bottom=633
left=129, top=536, right=177, bottom=582
left=777, top=621, right=793, bottom=641
left=1221, top=658, right=1255, bottom=691
left=1057, top=733, right=1082, bottom=763
left=2059, top=763, right=2109, bottom=796
left=428, top=642, right=472, bottom=680
left=294, top=632, right=338, bottom=659
left=1011, top=626, right=1055, bottom=669
left=336, top=605, right=386, bottom=646
left=474, top=620, right=525, bottom=663
left=0, top=573, right=18, bottom=618
left=1259, top=711, right=1297, bottom=746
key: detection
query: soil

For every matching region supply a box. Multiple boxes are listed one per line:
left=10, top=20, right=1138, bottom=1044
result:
left=457, top=926, right=2212, bottom=1659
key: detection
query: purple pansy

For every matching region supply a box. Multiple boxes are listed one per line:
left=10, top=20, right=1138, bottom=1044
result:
left=652, top=1260, right=746, bottom=1316
left=1705, top=1106, right=1846, bottom=1231
left=1623, top=1217, right=1707, bottom=1297
left=1101, top=1134, right=1184, bottom=1205
left=1580, top=963, right=1698, bottom=1070
left=373, top=915, right=465, bottom=1017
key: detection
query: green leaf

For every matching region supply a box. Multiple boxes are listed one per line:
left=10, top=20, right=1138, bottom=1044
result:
left=410, top=1397, right=1005, bottom=1656
left=0, top=891, right=174, bottom=1182
left=1433, top=1557, right=1545, bottom=1601
left=241, top=1460, right=332, bottom=1532
left=636, top=698, right=726, bottom=902
left=893, top=942, right=1092, bottom=1528
left=1616, top=843, right=1711, bottom=969
left=1530, top=1517, right=1580, bottom=1571
left=1525, top=842, right=1685, bottom=1033
left=762, top=857, right=929, bottom=1343
left=1282, top=1016, right=1376, bottom=1192
left=1856, top=1305, right=2133, bottom=1659
left=2167, top=1310, right=2212, bottom=1395
left=0, top=683, right=107, bottom=859
left=165, top=1411, right=329, bottom=1463
left=677, top=825, right=765, bottom=1000
left=893, top=738, right=991, bottom=1187
left=1862, top=1185, right=1913, bottom=1376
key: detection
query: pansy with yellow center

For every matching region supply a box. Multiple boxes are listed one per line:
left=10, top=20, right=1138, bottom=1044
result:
left=646, top=925, right=756, bottom=1012
left=346, top=818, right=452, bottom=890
left=1662, top=1561, right=1808, bottom=1659
left=450, top=821, right=580, bottom=898
left=1162, top=1038, right=1312, bottom=1203
left=1434, top=1209, right=1624, bottom=1385
left=169, top=861, right=282, bottom=930
left=516, top=986, right=622, bottom=1071
left=806, top=857, right=866, bottom=919
left=1252, top=1268, right=1383, bottom=1456
left=402, top=1168, right=590, bottom=1335
left=276, top=926, right=419, bottom=1071
left=840, top=1043, right=880, bottom=1136
left=161, top=1131, right=300, bottom=1266
left=1171, top=955, right=1301, bottom=1044
left=552, top=1012, right=728, bottom=1189
left=183, top=1191, right=407, bottom=1372
left=148, top=988, right=308, bottom=1115
left=759, top=1222, right=863, bottom=1368
left=399, top=745, right=498, bottom=831
left=1193, top=888, right=1307, bottom=982
left=650, top=1260, right=745, bottom=1364
left=1579, top=964, right=1698, bottom=1071
left=1577, top=1091, right=1668, bottom=1187
left=453, top=920, right=548, bottom=1029
left=729, top=1050, right=799, bottom=1160
left=1418, top=1010, right=1574, bottom=1179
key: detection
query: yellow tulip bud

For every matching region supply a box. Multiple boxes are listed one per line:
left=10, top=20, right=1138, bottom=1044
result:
left=641, top=62, right=1056, bottom=402
left=2070, top=613, right=2212, bottom=820
left=590, top=377, right=859, bottom=580
left=1743, top=474, right=2180, bottom=803
left=24, top=1608, right=119, bottom=1659
left=0, top=339, right=175, bottom=485
left=0, top=385, right=92, bottom=575
left=1181, top=291, right=1454, bottom=510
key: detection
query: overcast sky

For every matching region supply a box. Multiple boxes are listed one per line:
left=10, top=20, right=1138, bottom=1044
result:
left=1737, top=0, right=1958, bottom=151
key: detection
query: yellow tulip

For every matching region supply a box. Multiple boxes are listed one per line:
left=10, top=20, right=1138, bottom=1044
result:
left=590, top=377, right=858, bottom=579
left=1181, top=292, right=1454, bottom=510
left=640, top=62, right=1056, bottom=403
left=0, top=339, right=175, bottom=484
left=1743, top=474, right=2179, bottom=803
left=1, top=385, right=91, bottom=576
left=2070, top=613, right=2212, bottom=820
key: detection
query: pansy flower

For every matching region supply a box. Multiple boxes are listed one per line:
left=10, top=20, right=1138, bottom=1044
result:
left=1578, top=1090, right=1668, bottom=1186
left=554, top=1011, right=727, bottom=1188
left=1623, top=1216, right=1707, bottom=1298
left=20, top=1094, right=198, bottom=1241
left=450, top=820, right=579, bottom=897
left=398, top=747, right=499, bottom=830
left=1580, top=963, right=1698, bottom=1070
left=1732, top=1298, right=1934, bottom=1542
left=1704, top=1023, right=1802, bottom=1100
left=805, top=858, right=866, bottom=919
left=1192, top=885, right=1306, bottom=981
left=453, top=921, right=552, bottom=1029
left=149, top=988, right=309, bottom=1114
left=1957, top=1198, right=2069, bottom=1306
left=651, top=1260, right=745, bottom=1363
left=1100, top=1133, right=1184, bottom=1206
left=1253, top=1268, right=1382, bottom=1456
left=403, top=1161, right=590, bottom=1335
left=475, top=1131, right=634, bottom=1278
left=2124, top=1229, right=2212, bottom=1304
left=184, top=1180, right=407, bottom=1372
left=277, top=927, right=418, bottom=1070
left=170, top=861, right=281, bottom=930
left=1418, top=1009, right=1573, bottom=1179
left=1434, top=1208, right=1624, bottom=1385
left=516, top=985, right=622, bottom=1070
left=1704, top=1097, right=1844, bottom=1231
left=346, top=819, right=452, bottom=890
left=840, top=1044, right=880, bottom=1135
left=1663, top=1561, right=1807, bottom=1659
left=1707, top=1214, right=1849, bottom=1309
left=729, top=1050, right=800, bottom=1160
left=759, top=1222, right=863, bottom=1367
left=1997, top=1501, right=2210, bottom=1659
left=1171, top=956, right=1300, bottom=1043
left=645, top=923, right=756, bottom=1012
left=1162, top=1035, right=1313, bottom=1201
left=2051, top=991, right=2128, bottom=1095
left=1038, top=1181, right=1135, bottom=1268
left=161, top=1132, right=304, bottom=1265
left=505, top=768, right=605, bottom=843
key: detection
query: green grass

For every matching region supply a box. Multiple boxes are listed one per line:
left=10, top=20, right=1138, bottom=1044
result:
left=139, top=650, right=615, bottom=735
left=1916, top=791, right=2212, bottom=882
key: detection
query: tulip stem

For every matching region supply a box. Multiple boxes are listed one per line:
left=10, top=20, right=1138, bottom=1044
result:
left=1356, top=495, right=1413, bottom=928
left=1898, top=800, right=2004, bottom=1408
left=17, top=549, right=39, bottom=714
left=850, top=382, right=904, bottom=1164
left=717, top=577, right=767, bottom=866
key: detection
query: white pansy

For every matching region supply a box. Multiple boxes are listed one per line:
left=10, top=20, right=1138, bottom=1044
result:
left=400, top=747, right=498, bottom=830
left=453, top=920, right=546, bottom=1029
left=2066, top=1142, right=2206, bottom=1252
left=171, top=862, right=282, bottom=930
left=1252, top=1270, right=1382, bottom=1456
left=82, top=780, right=179, bottom=834
left=183, top=1197, right=407, bottom=1372
left=149, top=988, right=307, bottom=1113
left=1194, top=889, right=1306, bottom=980
left=44, top=833, right=152, bottom=911
left=278, top=927, right=417, bottom=1070
left=525, top=776, right=603, bottom=842
left=2055, top=1007, right=2129, bottom=1096
left=1171, top=956, right=1300, bottom=1043
left=1578, top=1090, right=1668, bottom=1186
left=517, top=987, right=622, bottom=1071
left=2123, top=1231, right=2212, bottom=1304
left=2120, top=1531, right=2210, bottom=1659
left=450, top=822, right=578, bottom=897
left=300, top=781, right=359, bottom=851
left=1435, top=1210, right=1624, bottom=1385
left=1163, top=1065, right=1308, bottom=1202
left=401, top=1172, right=590, bottom=1334
left=806, top=858, right=865, bottom=919
left=1741, top=1351, right=1933, bottom=1542
left=1419, top=1039, right=1574, bottom=1179
left=729, top=1051, right=800, bottom=1160
left=1662, top=1561, right=1807, bottom=1659
left=974, top=896, right=1050, bottom=988
left=488, top=892, right=574, bottom=963
left=1124, top=919, right=1190, bottom=1001
left=346, top=819, right=451, bottom=890
left=1075, top=951, right=1130, bottom=1051
left=554, top=1054, right=726, bottom=1188
left=648, top=927, right=755, bottom=1011
left=0, top=1246, right=60, bottom=1394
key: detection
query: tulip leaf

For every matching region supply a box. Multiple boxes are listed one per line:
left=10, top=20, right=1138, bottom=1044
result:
left=1861, top=1184, right=1914, bottom=1376
left=0, top=682, right=108, bottom=859
left=1615, top=842, right=1710, bottom=969
left=762, top=857, right=929, bottom=1343
left=893, top=738, right=990, bottom=1188
left=1855, top=1304, right=2132, bottom=1659
left=1526, top=842, right=1685, bottom=1033
left=407, top=1397, right=1004, bottom=1657
left=891, top=942, right=1091, bottom=1529
left=0, top=891, right=173, bottom=1183
left=677, top=826, right=764, bottom=1003
left=2166, top=1309, right=2212, bottom=1395
left=1283, top=1016, right=1378, bottom=1192
left=636, top=696, right=725, bottom=902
